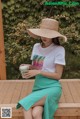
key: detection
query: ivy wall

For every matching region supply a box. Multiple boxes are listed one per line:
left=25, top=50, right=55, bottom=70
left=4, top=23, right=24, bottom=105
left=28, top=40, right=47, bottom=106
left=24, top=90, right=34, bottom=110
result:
left=2, top=0, right=80, bottom=79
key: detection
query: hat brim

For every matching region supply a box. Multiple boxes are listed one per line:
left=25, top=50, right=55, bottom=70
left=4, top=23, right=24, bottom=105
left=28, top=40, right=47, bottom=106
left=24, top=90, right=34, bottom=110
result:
left=27, top=28, right=67, bottom=42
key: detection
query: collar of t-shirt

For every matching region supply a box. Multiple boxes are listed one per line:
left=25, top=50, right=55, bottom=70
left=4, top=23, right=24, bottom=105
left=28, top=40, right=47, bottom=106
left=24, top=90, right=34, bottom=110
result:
left=38, top=43, right=55, bottom=56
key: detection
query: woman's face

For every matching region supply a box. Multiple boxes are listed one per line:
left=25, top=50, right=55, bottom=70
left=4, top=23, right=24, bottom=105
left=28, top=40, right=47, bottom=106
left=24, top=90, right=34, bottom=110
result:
left=41, top=37, right=52, bottom=46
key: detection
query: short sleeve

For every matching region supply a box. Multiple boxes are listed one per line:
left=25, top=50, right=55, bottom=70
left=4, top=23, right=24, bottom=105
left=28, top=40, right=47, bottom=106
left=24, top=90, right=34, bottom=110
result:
left=54, top=47, right=66, bottom=65
left=30, top=43, right=39, bottom=60
left=30, top=45, right=35, bottom=60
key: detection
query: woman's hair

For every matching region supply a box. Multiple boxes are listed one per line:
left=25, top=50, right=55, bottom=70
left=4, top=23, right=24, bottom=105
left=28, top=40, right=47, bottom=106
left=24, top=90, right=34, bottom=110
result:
left=40, top=37, right=60, bottom=46
left=52, top=37, right=60, bottom=45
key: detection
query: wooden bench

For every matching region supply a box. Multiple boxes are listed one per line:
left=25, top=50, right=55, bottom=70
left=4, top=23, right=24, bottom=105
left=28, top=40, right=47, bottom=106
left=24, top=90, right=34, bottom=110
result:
left=0, top=79, right=80, bottom=119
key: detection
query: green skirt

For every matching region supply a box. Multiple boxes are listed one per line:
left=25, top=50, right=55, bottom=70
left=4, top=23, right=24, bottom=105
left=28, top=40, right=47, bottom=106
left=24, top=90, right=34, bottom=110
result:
left=16, top=74, right=62, bottom=119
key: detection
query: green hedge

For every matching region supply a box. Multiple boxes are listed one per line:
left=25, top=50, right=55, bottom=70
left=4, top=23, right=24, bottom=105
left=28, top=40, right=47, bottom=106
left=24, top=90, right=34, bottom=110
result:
left=2, top=0, right=80, bottom=79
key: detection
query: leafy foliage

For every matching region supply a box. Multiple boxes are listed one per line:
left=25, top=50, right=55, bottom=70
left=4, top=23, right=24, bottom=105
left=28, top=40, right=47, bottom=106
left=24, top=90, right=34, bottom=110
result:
left=2, top=0, right=80, bottom=79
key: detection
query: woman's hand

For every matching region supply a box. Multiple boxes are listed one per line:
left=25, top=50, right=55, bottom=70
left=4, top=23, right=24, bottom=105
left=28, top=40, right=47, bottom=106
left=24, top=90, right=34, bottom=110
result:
left=23, top=70, right=41, bottom=79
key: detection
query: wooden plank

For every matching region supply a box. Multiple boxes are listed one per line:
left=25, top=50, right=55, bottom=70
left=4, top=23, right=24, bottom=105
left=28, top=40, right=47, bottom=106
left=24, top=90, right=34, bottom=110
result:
left=19, top=82, right=30, bottom=100
left=55, top=117, right=66, bottom=119
left=70, top=117, right=78, bottom=119
left=0, top=103, right=80, bottom=108
left=0, top=65, right=1, bottom=80
left=59, top=103, right=80, bottom=107
left=0, top=0, right=6, bottom=80
left=12, top=117, right=23, bottom=119
left=0, top=79, right=34, bottom=83
left=60, top=79, right=80, bottom=82
left=26, top=82, right=33, bottom=95
left=61, top=82, right=74, bottom=103
left=0, top=104, right=80, bottom=117
left=12, top=107, right=23, bottom=117
left=0, top=79, right=80, bottom=83
left=16, top=117, right=23, bottom=119
left=19, top=82, right=33, bottom=100
left=2, top=82, right=17, bottom=104
left=18, top=117, right=23, bottom=119
left=0, top=82, right=11, bottom=103
left=0, top=116, right=78, bottom=119
left=55, top=117, right=70, bottom=119
left=55, top=108, right=80, bottom=116
left=0, top=82, right=4, bottom=91
left=68, top=82, right=80, bottom=102
left=11, top=82, right=23, bottom=103
left=59, top=91, right=66, bottom=103
left=73, top=81, right=80, bottom=98
left=0, top=104, right=17, bottom=108
left=0, top=106, right=79, bottom=117
left=54, top=117, right=62, bottom=119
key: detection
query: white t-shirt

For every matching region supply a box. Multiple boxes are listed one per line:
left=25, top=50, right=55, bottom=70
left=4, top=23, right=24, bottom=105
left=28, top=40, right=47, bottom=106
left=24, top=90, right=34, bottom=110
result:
left=31, top=43, right=66, bottom=72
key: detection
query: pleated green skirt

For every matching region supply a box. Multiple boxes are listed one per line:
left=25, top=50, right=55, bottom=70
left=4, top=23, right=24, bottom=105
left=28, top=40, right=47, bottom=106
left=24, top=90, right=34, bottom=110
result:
left=16, top=74, right=62, bottom=119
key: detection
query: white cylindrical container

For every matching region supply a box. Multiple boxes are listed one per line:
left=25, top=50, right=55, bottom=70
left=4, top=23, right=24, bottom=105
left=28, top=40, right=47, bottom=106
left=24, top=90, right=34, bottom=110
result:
left=19, top=65, right=29, bottom=78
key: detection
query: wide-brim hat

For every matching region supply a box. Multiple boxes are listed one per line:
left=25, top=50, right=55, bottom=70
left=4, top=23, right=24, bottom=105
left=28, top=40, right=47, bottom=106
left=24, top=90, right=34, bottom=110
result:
left=27, top=18, right=67, bottom=42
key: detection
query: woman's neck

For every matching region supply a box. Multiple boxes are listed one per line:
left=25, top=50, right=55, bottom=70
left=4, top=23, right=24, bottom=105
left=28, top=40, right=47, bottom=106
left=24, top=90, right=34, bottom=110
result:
left=41, top=42, right=52, bottom=48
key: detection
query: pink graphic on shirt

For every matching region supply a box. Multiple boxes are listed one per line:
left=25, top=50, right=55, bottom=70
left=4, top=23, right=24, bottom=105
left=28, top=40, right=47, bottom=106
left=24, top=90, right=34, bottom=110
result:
left=32, top=55, right=45, bottom=70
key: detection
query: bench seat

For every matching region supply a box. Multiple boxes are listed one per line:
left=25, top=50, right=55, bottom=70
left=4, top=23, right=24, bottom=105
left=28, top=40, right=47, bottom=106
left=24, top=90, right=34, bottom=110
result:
left=0, top=79, right=80, bottom=119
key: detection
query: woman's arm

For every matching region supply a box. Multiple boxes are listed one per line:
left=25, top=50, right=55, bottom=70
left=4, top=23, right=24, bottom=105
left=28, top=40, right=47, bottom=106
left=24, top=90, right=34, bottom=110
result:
left=23, top=64, right=64, bottom=80
left=40, top=64, right=64, bottom=80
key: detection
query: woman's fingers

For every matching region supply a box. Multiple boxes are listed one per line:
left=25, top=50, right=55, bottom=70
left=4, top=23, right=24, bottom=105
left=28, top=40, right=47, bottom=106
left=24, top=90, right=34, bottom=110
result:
left=22, top=70, right=39, bottom=78
left=23, top=72, right=31, bottom=78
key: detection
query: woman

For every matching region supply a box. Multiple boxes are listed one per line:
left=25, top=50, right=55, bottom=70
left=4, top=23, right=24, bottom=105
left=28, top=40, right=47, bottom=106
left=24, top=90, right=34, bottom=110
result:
left=16, top=18, right=67, bottom=119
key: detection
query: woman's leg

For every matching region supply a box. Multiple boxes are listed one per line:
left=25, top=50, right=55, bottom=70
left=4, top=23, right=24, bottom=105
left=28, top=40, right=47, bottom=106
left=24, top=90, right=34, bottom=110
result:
left=32, top=106, right=43, bottom=119
left=32, top=96, right=46, bottom=119
left=23, top=108, right=33, bottom=119
left=22, top=96, right=46, bottom=119
left=32, top=96, right=46, bottom=107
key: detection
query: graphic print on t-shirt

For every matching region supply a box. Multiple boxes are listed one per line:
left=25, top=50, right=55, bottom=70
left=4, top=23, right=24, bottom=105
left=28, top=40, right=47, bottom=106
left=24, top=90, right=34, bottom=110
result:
left=32, top=55, right=45, bottom=70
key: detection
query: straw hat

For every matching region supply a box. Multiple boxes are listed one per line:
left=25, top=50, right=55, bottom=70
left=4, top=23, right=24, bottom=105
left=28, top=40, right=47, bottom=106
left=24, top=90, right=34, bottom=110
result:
left=27, top=18, right=67, bottom=42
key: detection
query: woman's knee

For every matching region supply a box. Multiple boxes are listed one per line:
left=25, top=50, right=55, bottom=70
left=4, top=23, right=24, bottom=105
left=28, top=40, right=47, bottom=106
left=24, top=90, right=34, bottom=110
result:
left=32, top=106, right=43, bottom=118
left=32, top=96, right=46, bottom=107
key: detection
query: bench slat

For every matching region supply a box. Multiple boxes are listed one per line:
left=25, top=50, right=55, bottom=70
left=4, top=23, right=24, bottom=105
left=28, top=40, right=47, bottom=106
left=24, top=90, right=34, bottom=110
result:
left=68, top=82, right=80, bottom=103
left=2, top=82, right=17, bottom=104
left=59, top=91, right=65, bottom=103
left=11, top=83, right=23, bottom=103
left=73, top=81, right=80, bottom=98
left=0, top=82, right=11, bottom=103
left=61, top=82, right=74, bottom=103
left=19, top=82, right=29, bottom=100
